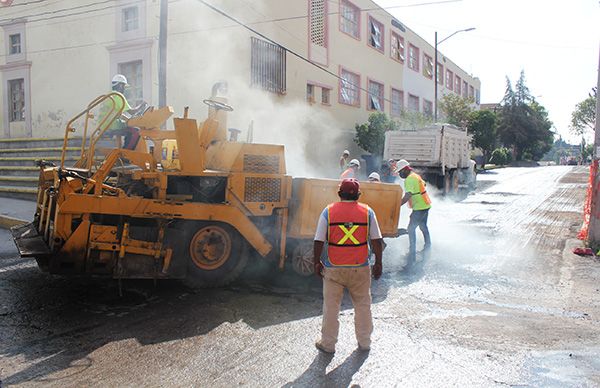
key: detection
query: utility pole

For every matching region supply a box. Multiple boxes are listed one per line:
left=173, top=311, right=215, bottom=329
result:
left=158, top=0, right=168, bottom=108
left=587, top=45, right=600, bottom=243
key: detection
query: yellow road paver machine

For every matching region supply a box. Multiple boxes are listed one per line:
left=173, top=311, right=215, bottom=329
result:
left=12, top=92, right=403, bottom=287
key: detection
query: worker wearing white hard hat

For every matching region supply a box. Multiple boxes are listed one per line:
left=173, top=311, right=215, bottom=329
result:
left=339, top=149, right=351, bottom=172
left=368, top=172, right=381, bottom=182
left=396, top=159, right=432, bottom=267
left=340, top=158, right=360, bottom=179
left=99, top=74, right=143, bottom=150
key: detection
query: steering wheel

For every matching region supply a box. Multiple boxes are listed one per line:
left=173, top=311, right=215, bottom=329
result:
left=203, top=99, right=234, bottom=112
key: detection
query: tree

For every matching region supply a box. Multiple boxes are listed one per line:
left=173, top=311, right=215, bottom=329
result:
left=467, top=109, right=497, bottom=166
left=570, top=87, right=597, bottom=137
left=354, top=112, right=398, bottom=157
left=438, top=94, right=474, bottom=127
left=497, top=71, right=554, bottom=161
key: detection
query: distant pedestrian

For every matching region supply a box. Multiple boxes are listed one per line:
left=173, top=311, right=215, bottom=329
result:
left=339, top=150, right=350, bottom=172
left=395, top=159, right=432, bottom=266
left=340, top=159, right=360, bottom=179
left=313, top=178, right=384, bottom=354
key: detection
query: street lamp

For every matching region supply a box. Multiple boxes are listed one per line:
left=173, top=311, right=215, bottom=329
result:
left=434, top=27, right=475, bottom=122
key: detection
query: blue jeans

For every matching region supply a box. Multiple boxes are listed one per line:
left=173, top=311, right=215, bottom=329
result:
left=408, top=209, right=431, bottom=255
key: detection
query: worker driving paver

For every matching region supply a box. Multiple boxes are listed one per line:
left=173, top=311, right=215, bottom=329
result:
left=396, top=159, right=432, bottom=267
left=313, top=178, right=384, bottom=354
left=99, top=74, right=142, bottom=150
left=340, top=159, right=360, bottom=179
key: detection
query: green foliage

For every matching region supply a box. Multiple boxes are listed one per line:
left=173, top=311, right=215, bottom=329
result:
left=570, top=87, right=597, bottom=137
left=439, top=94, right=474, bottom=127
left=396, top=110, right=434, bottom=130
left=496, top=71, right=554, bottom=161
left=489, top=147, right=512, bottom=165
left=467, top=109, right=497, bottom=165
left=354, top=112, right=398, bottom=157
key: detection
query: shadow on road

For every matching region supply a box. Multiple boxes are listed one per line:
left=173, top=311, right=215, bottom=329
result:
left=283, top=349, right=369, bottom=387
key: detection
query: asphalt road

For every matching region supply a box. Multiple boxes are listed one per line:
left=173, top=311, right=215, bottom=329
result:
left=1, top=166, right=599, bottom=387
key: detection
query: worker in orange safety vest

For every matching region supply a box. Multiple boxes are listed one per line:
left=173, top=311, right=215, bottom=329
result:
left=313, top=178, right=384, bottom=354
left=340, top=159, right=360, bottom=179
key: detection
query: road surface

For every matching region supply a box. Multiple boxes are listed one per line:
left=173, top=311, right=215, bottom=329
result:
left=1, top=166, right=598, bottom=387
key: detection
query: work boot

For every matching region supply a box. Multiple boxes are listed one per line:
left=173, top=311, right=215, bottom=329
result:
left=405, top=251, right=416, bottom=268
left=315, top=341, right=335, bottom=354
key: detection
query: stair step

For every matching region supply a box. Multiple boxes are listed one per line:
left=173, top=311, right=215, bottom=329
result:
left=0, top=185, right=38, bottom=200
left=0, top=137, right=83, bottom=149
left=0, top=176, right=39, bottom=187
left=0, top=149, right=81, bottom=158
left=0, top=166, right=41, bottom=177
left=0, top=156, right=79, bottom=166
left=0, top=147, right=80, bottom=153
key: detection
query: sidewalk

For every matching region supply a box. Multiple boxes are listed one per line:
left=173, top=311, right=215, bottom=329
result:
left=0, top=197, right=36, bottom=229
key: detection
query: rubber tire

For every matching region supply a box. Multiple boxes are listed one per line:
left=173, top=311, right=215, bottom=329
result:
left=180, top=222, right=248, bottom=288
left=443, top=173, right=452, bottom=196
left=450, top=170, right=460, bottom=197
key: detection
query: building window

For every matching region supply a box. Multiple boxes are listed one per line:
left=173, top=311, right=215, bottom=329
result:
left=423, top=54, right=433, bottom=79
left=436, top=63, right=444, bottom=85
left=367, top=80, right=384, bottom=111
left=251, top=37, right=286, bottom=94
left=306, top=84, right=315, bottom=103
left=9, top=34, right=21, bottom=55
left=455, top=75, right=462, bottom=95
left=322, top=87, right=331, bottom=105
left=423, top=99, right=433, bottom=117
left=475, top=89, right=480, bottom=104
left=462, top=80, right=468, bottom=98
left=339, top=68, right=360, bottom=107
left=390, top=32, right=405, bottom=63
left=368, top=16, right=384, bottom=52
left=309, top=0, right=327, bottom=48
left=8, top=79, right=25, bottom=122
left=407, top=94, right=419, bottom=112
left=122, top=6, right=139, bottom=32
left=469, top=85, right=474, bottom=99
left=118, top=60, right=143, bottom=106
left=340, top=0, right=360, bottom=39
left=445, top=69, right=454, bottom=90
left=408, top=44, right=419, bottom=71
left=391, top=88, right=403, bottom=117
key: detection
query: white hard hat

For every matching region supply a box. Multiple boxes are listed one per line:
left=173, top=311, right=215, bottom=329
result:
left=368, top=172, right=381, bottom=181
left=395, top=159, right=410, bottom=172
left=343, top=149, right=350, bottom=155
left=112, top=74, right=128, bottom=85
left=349, top=159, right=360, bottom=167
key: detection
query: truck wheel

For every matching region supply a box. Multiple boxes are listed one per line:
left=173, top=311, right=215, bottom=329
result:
left=443, top=173, right=452, bottom=195
left=183, top=222, right=248, bottom=288
left=291, top=240, right=314, bottom=277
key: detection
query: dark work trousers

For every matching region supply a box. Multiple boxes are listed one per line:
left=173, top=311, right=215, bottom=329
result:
left=408, top=208, right=431, bottom=255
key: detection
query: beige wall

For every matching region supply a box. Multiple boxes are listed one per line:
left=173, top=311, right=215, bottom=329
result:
left=0, top=0, right=480, bottom=174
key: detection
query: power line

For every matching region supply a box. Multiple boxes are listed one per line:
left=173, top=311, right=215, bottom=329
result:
left=197, top=0, right=398, bottom=105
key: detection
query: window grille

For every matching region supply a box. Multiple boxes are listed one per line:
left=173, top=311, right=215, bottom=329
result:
left=423, top=100, right=433, bottom=117
left=455, top=76, right=462, bottom=95
left=322, top=88, right=331, bottom=104
left=118, top=60, right=144, bottom=106
left=9, top=79, right=25, bottom=122
left=9, top=34, right=21, bottom=55
left=310, top=0, right=326, bottom=47
left=251, top=37, right=286, bottom=94
left=408, top=44, right=419, bottom=71
left=436, top=63, right=444, bottom=85
left=423, top=54, right=433, bottom=78
left=340, top=69, right=360, bottom=106
left=306, top=84, right=315, bottom=102
left=340, top=0, right=360, bottom=38
left=408, top=94, right=419, bottom=112
left=368, top=81, right=383, bottom=111
left=391, top=89, right=403, bottom=117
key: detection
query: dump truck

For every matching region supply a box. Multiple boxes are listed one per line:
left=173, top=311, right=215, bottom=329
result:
left=383, top=124, right=476, bottom=196
left=12, top=93, right=403, bottom=287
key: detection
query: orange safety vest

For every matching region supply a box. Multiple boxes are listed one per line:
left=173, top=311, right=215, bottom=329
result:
left=340, top=167, right=356, bottom=179
left=407, top=172, right=432, bottom=209
left=327, top=201, right=370, bottom=266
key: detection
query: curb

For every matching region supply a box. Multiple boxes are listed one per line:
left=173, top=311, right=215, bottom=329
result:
left=0, top=215, right=28, bottom=230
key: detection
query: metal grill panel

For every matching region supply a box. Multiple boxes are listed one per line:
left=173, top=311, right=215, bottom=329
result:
left=250, top=37, right=286, bottom=94
left=310, top=0, right=326, bottom=47
left=244, top=177, right=281, bottom=203
left=243, top=154, right=280, bottom=174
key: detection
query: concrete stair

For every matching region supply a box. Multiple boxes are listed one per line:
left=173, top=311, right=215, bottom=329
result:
left=0, top=137, right=83, bottom=200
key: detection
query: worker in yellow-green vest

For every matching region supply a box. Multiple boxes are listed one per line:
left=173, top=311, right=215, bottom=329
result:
left=99, top=74, right=140, bottom=150
left=395, top=159, right=431, bottom=267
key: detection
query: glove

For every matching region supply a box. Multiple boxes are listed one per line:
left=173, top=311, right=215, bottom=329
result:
left=314, top=261, right=324, bottom=279
left=371, top=262, right=382, bottom=280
